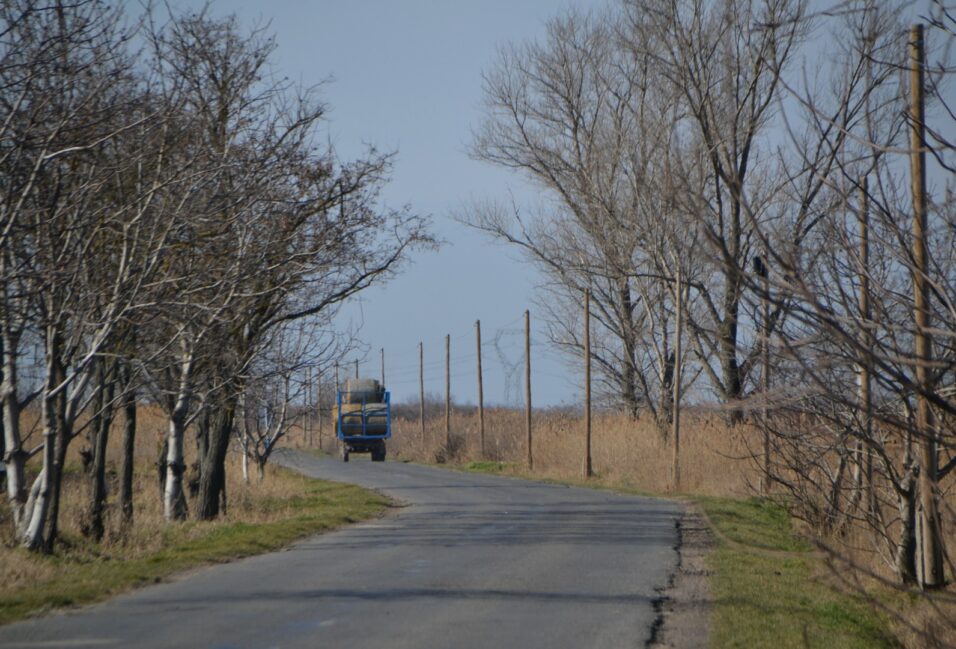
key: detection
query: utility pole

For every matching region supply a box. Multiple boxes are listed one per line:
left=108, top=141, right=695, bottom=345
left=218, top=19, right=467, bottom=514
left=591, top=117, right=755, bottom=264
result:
left=672, top=266, right=682, bottom=492
left=856, top=176, right=873, bottom=514
left=476, top=320, right=485, bottom=457
left=354, top=359, right=359, bottom=380
left=761, top=257, right=771, bottom=495
left=525, top=310, right=532, bottom=470
left=419, top=341, right=425, bottom=445
left=445, top=333, right=451, bottom=451
left=381, top=348, right=385, bottom=387
left=909, top=24, right=943, bottom=588
left=305, top=366, right=312, bottom=447
left=317, top=373, right=323, bottom=451
left=333, top=363, right=340, bottom=451
left=584, top=290, right=592, bottom=479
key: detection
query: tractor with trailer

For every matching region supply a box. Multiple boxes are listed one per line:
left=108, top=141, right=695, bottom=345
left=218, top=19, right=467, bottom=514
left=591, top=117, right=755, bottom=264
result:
left=335, top=378, right=391, bottom=462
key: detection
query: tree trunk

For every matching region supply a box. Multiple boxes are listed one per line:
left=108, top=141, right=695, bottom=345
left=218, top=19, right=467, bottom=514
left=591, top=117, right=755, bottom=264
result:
left=238, top=392, right=250, bottom=484
left=85, top=363, right=115, bottom=541
left=897, top=470, right=918, bottom=584
left=659, top=351, right=675, bottom=427
left=164, top=413, right=188, bottom=521
left=618, top=278, right=640, bottom=418
left=164, top=346, right=193, bottom=521
left=157, top=437, right=167, bottom=500
left=20, top=329, right=64, bottom=550
left=119, top=364, right=136, bottom=526
left=196, top=397, right=236, bottom=520
left=720, top=271, right=743, bottom=423
left=42, top=355, right=70, bottom=553
left=1, top=248, right=28, bottom=531
left=2, top=331, right=27, bottom=530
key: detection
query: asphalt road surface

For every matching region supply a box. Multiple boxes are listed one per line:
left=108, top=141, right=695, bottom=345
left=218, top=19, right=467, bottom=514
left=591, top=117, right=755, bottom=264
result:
left=0, top=451, right=680, bottom=649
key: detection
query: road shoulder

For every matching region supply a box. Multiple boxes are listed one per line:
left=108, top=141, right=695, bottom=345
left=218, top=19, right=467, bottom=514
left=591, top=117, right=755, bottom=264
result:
left=649, top=505, right=714, bottom=648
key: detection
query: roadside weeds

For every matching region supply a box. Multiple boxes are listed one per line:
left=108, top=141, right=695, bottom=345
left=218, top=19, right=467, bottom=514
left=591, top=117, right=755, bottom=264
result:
left=0, top=466, right=388, bottom=627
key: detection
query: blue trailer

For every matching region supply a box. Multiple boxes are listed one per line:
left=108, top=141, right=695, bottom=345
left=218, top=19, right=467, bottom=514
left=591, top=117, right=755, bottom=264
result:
left=336, top=378, right=391, bottom=462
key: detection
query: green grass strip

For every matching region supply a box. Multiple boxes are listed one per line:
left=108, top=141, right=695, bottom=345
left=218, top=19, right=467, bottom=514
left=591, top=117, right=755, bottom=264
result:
left=0, top=472, right=387, bottom=626
left=699, top=496, right=899, bottom=649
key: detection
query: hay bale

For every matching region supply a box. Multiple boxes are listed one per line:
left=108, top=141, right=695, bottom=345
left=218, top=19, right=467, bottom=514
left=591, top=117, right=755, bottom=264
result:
left=344, top=378, right=384, bottom=404
left=363, top=403, right=389, bottom=434
left=334, top=401, right=388, bottom=436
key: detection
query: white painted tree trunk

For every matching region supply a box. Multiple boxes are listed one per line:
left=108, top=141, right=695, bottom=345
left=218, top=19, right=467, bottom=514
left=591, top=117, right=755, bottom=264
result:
left=2, top=346, right=25, bottom=529
left=1, top=247, right=26, bottom=530
left=164, top=414, right=187, bottom=521
left=163, top=345, right=193, bottom=521
left=19, top=392, right=57, bottom=548
left=18, top=470, right=46, bottom=548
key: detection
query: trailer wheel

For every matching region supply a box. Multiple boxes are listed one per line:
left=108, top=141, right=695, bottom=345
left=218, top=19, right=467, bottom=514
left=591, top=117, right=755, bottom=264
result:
left=342, top=446, right=350, bottom=462
left=371, top=442, right=386, bottom=462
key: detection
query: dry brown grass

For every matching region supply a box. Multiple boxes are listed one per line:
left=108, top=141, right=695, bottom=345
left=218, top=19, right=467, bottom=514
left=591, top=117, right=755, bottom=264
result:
left=386, top=407, right=761, bottom=497
left=0, top=404, right=338, bottom=594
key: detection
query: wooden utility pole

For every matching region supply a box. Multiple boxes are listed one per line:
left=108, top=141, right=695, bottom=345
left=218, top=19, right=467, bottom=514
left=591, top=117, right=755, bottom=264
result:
left=445, top=334, right=451, bottom=450
left=333, top=363, right=340, bottom=450
left=419, top=341, right=425, bottom=444
left=305, top=366, right=312, bottom=447
left=354, top=359, right=359, bottom=380
left=317, top=373, right=323, bottom=451
left=584, top=290, right=592, bottom=479
left=476, top=320, right=485, bottom=457
left=525, top=310, right=533, bottom=470
left=672, top=267, right=682, bottom=492
left=856, top=176, right=873, bottom=513
left=761, top=259, right=771, bottom=495
left=381, top=348, right=385, bottom=387
left=909, top=24, right=943, bottom=588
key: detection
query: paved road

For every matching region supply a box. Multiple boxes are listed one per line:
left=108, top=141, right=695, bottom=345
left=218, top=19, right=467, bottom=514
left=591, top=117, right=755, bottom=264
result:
left=0, top=451, right=680, bottom=649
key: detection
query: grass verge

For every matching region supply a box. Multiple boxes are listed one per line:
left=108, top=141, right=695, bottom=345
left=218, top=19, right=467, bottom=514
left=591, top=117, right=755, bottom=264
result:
left=0, top=469, right=387, bottom=627
left=458, top=462, right=897, bottom=648
left=462, top=460, right=513, bottom=474
left=699, top=496, right=898, bottom=649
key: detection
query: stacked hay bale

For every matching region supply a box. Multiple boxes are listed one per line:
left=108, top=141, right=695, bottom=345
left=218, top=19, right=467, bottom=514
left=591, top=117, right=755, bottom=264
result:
left=334, top=378, right=388, bottom=436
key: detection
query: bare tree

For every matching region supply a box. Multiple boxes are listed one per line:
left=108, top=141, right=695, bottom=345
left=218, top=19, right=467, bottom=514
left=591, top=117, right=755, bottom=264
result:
left=724, top=1, right=956, bottom=598
left=468, top=9, right=700, bottom=422
left=624, top=0, right=808, bottom=417
left=0, top=1, right=191, bottom=550
left=142, top=8, right=432, bottom=521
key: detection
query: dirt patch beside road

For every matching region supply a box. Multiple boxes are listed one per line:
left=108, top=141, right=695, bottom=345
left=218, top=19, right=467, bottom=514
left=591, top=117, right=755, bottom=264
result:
left=649, top=506, right=714, bottom=649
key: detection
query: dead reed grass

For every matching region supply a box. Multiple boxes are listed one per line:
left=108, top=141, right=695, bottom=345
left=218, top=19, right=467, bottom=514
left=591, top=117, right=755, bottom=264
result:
left=385, top=407, right=761, bottom=497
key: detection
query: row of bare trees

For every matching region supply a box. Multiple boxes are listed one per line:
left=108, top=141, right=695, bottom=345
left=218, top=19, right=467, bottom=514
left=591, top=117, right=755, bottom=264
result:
left=1, top=1, right=430, bottom=552
left=469, top=0, right=954, bottom=594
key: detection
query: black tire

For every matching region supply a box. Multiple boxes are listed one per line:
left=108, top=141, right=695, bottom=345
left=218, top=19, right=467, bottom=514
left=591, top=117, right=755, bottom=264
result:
left=371, top=442, right=386, bottom=462
left=342, top=446, right=350, bottom=462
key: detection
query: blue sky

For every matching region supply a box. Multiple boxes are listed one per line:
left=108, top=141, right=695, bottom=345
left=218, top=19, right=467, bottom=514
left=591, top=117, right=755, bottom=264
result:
left=180, top=0, right=606, bottom=406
